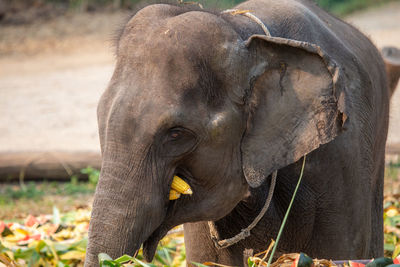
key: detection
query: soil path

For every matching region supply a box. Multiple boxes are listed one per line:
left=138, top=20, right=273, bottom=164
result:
left=0, top=12, right=123, bottom=152
left=0, top=4, right=399, bottom=153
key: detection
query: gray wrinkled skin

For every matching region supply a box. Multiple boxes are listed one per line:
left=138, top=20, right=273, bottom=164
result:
left=85, top=0, right=397, bottom=266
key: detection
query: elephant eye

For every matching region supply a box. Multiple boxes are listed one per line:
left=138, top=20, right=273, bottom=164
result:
left=169, top=130, right=182, bottom=140
left=163, top=127, right=197, bottom=157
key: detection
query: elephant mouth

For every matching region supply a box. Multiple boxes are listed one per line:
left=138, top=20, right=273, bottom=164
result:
left=142, top=167, right=194, bottom=261
left=142, top=222, right=171, bottom=261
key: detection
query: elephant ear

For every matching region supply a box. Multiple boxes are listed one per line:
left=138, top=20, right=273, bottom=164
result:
left=241, top=35, right=347, bottom=187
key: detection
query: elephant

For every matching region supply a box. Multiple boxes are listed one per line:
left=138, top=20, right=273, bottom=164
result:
left=85, top=0, right=400, bottom=266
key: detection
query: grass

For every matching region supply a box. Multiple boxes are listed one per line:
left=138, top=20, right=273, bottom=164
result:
left=385, top=154, right=400, bottom=195
left=0, top=183, right=94, bottom=221
left=0, top=167, right=98, bottom=221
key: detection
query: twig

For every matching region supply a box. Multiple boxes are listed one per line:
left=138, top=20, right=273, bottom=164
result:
left=267, top=156, right=307, bottom=267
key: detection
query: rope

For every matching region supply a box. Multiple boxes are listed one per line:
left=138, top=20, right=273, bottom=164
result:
left=221, top=9, right=271, bottom=37
left=206, top=8, right=274, bottom=250
left=208, top=170, right=277, bottom=249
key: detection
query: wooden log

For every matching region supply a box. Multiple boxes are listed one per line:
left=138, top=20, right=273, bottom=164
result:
left=0, top=151, right=101, bottom=181
left=0, top=144, right=398, bottom=182
left=387, top=143, right=400, bottom=154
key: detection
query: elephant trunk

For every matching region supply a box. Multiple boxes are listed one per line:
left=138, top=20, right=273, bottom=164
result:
left=85, top=157, right=166, bottom=267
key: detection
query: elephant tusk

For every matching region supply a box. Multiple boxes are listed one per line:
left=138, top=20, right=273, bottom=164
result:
left=171, top=175, right=193, bottom=195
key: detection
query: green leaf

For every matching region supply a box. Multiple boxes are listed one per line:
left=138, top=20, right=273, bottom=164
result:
left=99, top=252, right=113, bottom=261
left=81, top=166, right=100, bottom=185
left=27, top=250, right=41, bottom=267
left=393, top=244, right=400, bottom=258
left=154, top=253, right=168, bottom=265
left=69, top=238, right=87, bottom=251
left=114, top=254, right=133, bottom=264
left=248, top=257, right=256, bottom=267
left=385, top=243, right=396, bottom=252
left=46, top=240, right=60, bottom=260
left=132, top=258, right=157, bottom=267
left=160, top=247, right=172, bottom=265
left=14, top=247, right=35, bottom=260
left=59, top=250, right=86, bottom=260
left=53, top=243, right=70, bottom=253
left=35, top=240, right=47, bottom=252
left=53, top=206, right=61, bottom=225
left=0, top=242, right=10, bottom=253
left=101, top=260, right=118, bottom=267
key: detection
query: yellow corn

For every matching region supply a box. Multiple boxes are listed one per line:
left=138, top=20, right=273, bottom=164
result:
left=169, top=189, right=181, bottom=200
left=171, top=175, right=193, bottom=195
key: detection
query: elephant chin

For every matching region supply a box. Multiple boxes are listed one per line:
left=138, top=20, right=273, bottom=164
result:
left=142, top=224, right=172, bottom=262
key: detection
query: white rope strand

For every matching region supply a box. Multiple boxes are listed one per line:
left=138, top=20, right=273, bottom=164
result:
left=221, top=9, right=271, bottom=37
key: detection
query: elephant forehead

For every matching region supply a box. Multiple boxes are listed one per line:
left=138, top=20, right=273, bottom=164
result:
left=104, top=81, right=210, bottom=133
left=113, top=7, right=251, bottom=106
left=118, top=9, right=243, bottom=78
left=114, top=46, right=236, bottom=111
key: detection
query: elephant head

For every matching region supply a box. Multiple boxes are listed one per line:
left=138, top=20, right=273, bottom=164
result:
left=85, top=4, right=345, bottom=266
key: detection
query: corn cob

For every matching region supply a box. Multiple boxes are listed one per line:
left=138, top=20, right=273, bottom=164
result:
left=171, top=175, right=193, bottom=195
left=169, top=189, right=181, bottom=200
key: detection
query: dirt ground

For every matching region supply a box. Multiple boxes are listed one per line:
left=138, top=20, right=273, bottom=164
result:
left=0, top=3, right=400, bottom=153
left=0, top=12, right=125, bottom=152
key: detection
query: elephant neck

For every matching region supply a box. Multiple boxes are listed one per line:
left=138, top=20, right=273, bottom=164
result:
left=214, top=168, right=317, bottom=255
left=213, top=179, right=280, bottom=249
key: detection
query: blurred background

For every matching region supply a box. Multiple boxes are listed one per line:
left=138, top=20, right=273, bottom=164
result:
left=0, top=0, right=399, bottom=265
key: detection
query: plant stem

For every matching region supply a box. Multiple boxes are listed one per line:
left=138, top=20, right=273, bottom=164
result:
left=267, top=155, right=307, bottom=267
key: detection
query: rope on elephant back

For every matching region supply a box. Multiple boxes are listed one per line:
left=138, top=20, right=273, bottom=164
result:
left=208, top=170, right=277, bottom=249
left=206, top=8, right=274, bottom=250
left=220, top=9, right=272, bottom=37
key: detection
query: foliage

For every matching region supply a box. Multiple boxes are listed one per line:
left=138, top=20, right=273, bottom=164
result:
left=80, top=166, right=100, bottom=186
left=7, top=0, right=399, bottom=15
left=385, top=156, right=400, bottom=196
left=0, top=164, right=399, bottom=266
left=384, top=194, right=400, bottom=258
left=0, top=207, right=90, bottom=266
left=0, top=182, right=94, bottom=208
left=0, top=206, right=186, bottom=267
left=0, top=167, right=99, bottom=204
left=0, top=172, right=97, bottom=221
left=315, top=0, right=396, bottom=15
left=0, top=182, right=45, bottom=202
left=96, top=237, right=186, bottom=267
left=1, top=194, right=399, bottom=266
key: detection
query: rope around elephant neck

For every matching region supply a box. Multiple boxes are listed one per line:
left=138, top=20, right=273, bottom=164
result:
left=207, top=170, right=277, bottom=249
left=206, top=9, right=274, bottom=250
